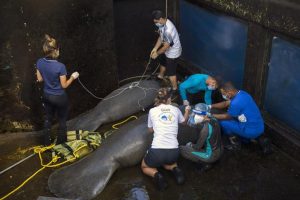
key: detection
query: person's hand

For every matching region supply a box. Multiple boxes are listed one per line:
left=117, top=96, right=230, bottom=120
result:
left=71, top=71, right=79, bottom=79
left=203, top=115, right=210, bottom=122
left=185, top=105, right=191, bottom=112
left=150, top=48, right=157, bottom=57
left=206, top=104, right=212, bottom=112
left=150, top=51, right=159, bottom=59
left=183, top=100, right=189, bottom=106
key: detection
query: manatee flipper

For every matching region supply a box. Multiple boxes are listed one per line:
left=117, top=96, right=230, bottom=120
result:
left=48, top=154, right=119, bottom=200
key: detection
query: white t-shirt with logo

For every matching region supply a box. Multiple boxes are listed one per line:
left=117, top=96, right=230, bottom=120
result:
left=148, top=104, right=185, bottom=149
left=159, top=19, right=182, bottom=59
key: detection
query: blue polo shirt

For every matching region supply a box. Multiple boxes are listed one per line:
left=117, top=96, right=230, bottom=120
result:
left=228, top=90, right=264, bottom=134
left=179, top=74, right=212, bottom=104
left=37, top=58, right=67, bottom=95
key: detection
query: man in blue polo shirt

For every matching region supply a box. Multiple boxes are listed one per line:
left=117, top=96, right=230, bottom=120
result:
left=210, top=82, right=269, bottom=151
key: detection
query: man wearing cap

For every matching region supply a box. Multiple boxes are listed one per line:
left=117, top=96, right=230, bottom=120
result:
left=150, top=10, right=182, bottom=96
left=180, top=103, right=223, bottom=173
left=179, top=74, right=218, bottom=106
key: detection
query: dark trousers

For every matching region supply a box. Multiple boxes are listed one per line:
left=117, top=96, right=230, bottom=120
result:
left=43, top=92, right=68, bottom=145
left=186, top=89, right=224, bottom=105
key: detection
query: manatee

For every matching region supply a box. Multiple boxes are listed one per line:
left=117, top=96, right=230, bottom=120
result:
left=48, top=81, right=199, bottom=200
left=66, top=80, right=160, bottom=131
left=48, top=114, right=198, bottom=200
left=48, top=115, right=152, bottom=200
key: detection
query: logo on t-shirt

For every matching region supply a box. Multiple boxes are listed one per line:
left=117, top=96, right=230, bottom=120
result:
left=158, top=112, right=175, bottom=124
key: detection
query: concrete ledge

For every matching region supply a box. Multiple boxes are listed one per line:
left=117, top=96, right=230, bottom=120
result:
left=263, top=112, right=300, bottom=161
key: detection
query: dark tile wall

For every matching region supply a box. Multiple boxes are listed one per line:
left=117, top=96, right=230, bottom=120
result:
left=0, top=0, right=118, bottom=132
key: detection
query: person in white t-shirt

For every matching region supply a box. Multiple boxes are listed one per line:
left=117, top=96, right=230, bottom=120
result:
left=141, top=87, right=190, bottom=190
left=150, top=10, right=182, bottom=96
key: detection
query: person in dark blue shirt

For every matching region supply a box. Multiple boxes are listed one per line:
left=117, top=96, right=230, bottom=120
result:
left=36, top=34, right=79, bottom=146
left=211, top=82, right=265, bottom=149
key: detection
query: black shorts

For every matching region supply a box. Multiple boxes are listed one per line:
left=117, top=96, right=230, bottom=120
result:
left=144, top=148, right=179, bottom=168
left=186, top=89, right=223, bottom=105
left=159, top=54, right=178, bottom=76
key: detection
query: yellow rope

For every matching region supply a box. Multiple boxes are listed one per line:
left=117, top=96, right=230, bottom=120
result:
left=0, top=144, right=72, bottom=200
left=112, top=116, right=138, bottom=129
left=0, top=115, right=139, bottom=200
left=0, top=144, right=56, bottom=200
left=0, top=165, right=46, bottom=200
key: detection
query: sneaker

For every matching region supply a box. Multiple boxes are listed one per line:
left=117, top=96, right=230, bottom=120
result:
left=172, top=167, right=185, bottom=185
left=186, top=142, right=193, bottom=148
left=157, top=74, right=164, bottom=79
left=153, top=172, right=168, bottom=191
left=225, top=136, right=241, bottom=151
left=154, top=75, right=163, bottom=81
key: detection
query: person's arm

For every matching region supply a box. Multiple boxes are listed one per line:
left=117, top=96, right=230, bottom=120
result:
left=155, top=30, right=174, bottom=57
left=179, top=78, right=195, bottom=101
left=180, top=106, right=191, bottom=124
left=153, top=37, right=162, bottom=51
left=156, top=42, right=170, bottom=55
left=148, top=127, right=154, bottom=133
left=194, top=123, right=209, bottom=150
left=60, top=75, right=75, bottom=89
left=147, top=112, right=154, bottom=133
left=212, top=113, right=232, bottom=120
left=150, top=37, right=163, bottom=58
left=36, top=69, right=43, bottom=82
left=204, top=90, right=212, bottom=105
left=211, top=100, right=230, bottom=110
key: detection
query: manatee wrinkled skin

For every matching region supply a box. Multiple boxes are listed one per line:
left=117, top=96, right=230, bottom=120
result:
left=48, top=80, right=198, bottom=200
left=67, top=80, right=160, bottom=131
left=48, top=115, right=152, bottom=200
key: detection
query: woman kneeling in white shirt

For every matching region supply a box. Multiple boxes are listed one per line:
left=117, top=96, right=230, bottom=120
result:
left=141, top=87, right=190, bottom=190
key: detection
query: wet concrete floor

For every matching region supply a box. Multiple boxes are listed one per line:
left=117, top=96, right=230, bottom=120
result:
left=0, top=128, right=299, bottom=200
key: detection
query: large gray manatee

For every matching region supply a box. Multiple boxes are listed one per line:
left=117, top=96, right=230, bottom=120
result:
left=48, top=115, right=198, bottom=200
left=67, top=80, right=160, bottom=131
left=48, top=115, right=152, bottom=200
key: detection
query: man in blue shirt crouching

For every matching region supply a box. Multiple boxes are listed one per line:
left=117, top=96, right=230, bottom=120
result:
left=210, top=82, right=271, bottom=154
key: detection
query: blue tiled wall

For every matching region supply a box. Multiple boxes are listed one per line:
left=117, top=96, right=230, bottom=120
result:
left=179, top=0, right=248, bottom=88
left=264, top=37, right=300, bottom=132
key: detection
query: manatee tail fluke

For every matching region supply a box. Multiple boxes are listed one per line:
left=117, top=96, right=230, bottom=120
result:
left=48, top=156, right=119, bottom=200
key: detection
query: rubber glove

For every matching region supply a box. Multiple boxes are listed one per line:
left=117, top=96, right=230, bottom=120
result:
left=238, top=114, right=247, bottom=122
left=206, top=104, right=212, bottom=112
left=183, top=100, right=189, bottom=106
left=71, top=71, right=79, bottom=79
